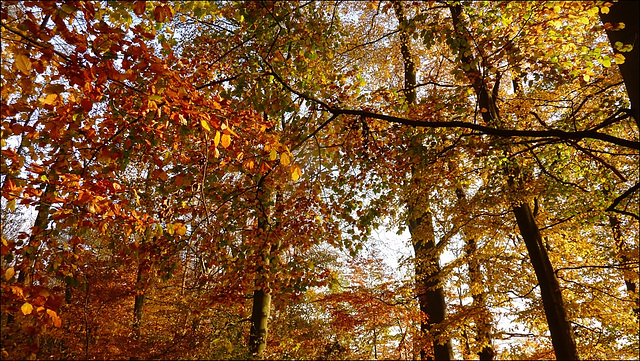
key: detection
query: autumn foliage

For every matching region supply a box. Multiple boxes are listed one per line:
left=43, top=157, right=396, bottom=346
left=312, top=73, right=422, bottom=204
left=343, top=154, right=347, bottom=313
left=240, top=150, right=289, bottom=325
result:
left=1, top=1, right=638, bottom=360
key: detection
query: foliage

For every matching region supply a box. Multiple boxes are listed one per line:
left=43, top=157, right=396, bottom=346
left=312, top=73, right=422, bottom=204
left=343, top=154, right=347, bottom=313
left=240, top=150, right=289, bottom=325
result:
left=1, top=1, right=638, bottom=360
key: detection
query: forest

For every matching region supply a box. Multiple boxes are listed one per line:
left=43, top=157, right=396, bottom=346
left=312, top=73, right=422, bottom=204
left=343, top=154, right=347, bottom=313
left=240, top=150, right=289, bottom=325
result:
left=1, top=1, right=638, bottom=360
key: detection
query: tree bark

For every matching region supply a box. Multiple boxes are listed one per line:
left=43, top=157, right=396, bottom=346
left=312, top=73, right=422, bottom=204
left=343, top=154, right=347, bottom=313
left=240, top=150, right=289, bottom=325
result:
left=449, top=4, right=579, bottom=359
left=599, top=0, right=639, bottom=125
left=393, top=2, right=453, bottom=359
left=248, top=179, right=279, bottom=359
left=465, top=238, right=494, bottom=361
left=249, top=287, right=272, bottom=358
left=133, top=264, right=146, bottom=340
left=512, top=203, right=578, bottom=360
left=609, top=215, right=639, bottom=316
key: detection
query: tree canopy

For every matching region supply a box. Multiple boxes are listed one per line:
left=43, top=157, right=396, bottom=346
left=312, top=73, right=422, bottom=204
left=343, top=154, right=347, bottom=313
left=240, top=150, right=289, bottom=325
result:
left=1, top=1, right=638, bottom=360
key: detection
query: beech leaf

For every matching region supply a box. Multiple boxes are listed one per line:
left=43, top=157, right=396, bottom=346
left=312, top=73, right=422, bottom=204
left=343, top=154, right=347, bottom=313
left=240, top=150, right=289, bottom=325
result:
left=201, top=119, right=211, bottom=132
left=15, top=54, right=32, bottom=75
left=221, top=134, right=231, bottom=148
left=21, top=302, right=33, bottom=315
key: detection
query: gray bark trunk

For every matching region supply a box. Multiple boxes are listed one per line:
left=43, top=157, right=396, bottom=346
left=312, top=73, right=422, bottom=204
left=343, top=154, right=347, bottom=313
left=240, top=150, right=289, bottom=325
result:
left=449, top=4, right=578, bottom=359
left=393, top=2, right=453, bottom=359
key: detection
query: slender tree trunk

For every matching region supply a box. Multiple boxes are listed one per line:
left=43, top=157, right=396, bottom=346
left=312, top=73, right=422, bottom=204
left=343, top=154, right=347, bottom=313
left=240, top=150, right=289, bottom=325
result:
left=6, top=183, right=55, bottom=326
left=248, top=180, right=280, bottom=359
left=133, top=264, right=146, bottom=340
left=393, top=2, right=452, bottom=359
left=512, top=203, right=578, bottom=359
left=449, top=4, right=578, bottom=359
left=465, top=238, right=494, bottom=360
left=455, top=186, right=494, bottom=360
left=409, top=212, right=453, bottom=360
left=609, top=215, right=639, bottom=316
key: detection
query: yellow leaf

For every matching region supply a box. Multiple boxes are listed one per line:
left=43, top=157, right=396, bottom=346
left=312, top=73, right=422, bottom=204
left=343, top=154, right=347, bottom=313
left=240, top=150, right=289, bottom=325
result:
left=42, top=93, right=58, bottom=105
left=15, top=54, right=32, bottom=75
left=583, top=74, right=590, bottom=82
left=174, top=223, right=187, bottom=236
left=201, top=119, right=211, bottom=132
left=280, top=152, right=291, bottom=166
left=614, top=53, right=625, bottom=64
left=269, top=149, right=278, bottom=161
left=600, top=6, right=609, bottom=14
left=21, top=302, right=33, bottom=315
left=292, top=166, right=301, bottom=181
left=214, top=131, right=221, bottom=147
left=221, top=134, right=231, bottom=148
left=5, top=267, right=15, bottom=281
left=87, top=203, right=97, bottom=214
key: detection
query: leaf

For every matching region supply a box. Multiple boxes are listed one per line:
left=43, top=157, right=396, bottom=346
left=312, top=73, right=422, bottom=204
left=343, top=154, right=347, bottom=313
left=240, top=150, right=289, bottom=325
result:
left=42, top=93, right=58, bottom=105
left=15, top=54, right=32, bottom=75
left=613, top=53, right=625, bottom=64
left=292, top=166, right=302, bottom=181
left=281, top=152, right=291, bottom=166
left=21, top=302, right=33, bottom=315
left=214, top=131, right=221, bottom=147
left=133, top=1, right=146, bottom=15
left=600, top=6, right=609, bottom=14
left=221, top=134, right=231, bottom=148
left=174, top=223, right=187, bottom=236
left=5, top=267, right=15, bottom=280
left=270, top=149, right=278, bottom=161
left=47, top=309, right=62, bottom=328
left=201, top=119, right=211, bottom=132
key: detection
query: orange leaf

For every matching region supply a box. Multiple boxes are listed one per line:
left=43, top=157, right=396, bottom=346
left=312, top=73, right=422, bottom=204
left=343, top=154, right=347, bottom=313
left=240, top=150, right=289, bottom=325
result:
left=221, top=134, right=231, bottom=148
left=47, top=309, right=62, bottom=328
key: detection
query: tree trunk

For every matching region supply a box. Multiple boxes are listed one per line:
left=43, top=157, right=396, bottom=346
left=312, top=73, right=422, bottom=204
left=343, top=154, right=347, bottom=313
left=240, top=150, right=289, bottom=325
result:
left=6, top=183, right=55, bottom=326
left=249, top=287, right=272, bottom=358
left=133, top=264, right=146, bottom=340
left=449, top=4, right=579, bottom=359
left=248, top=180, right=279, bottom=359
left=512, top=203, right=578, bottom=360
left=465, top=238, right=494, bottom=361
left=599, top=0, right=639, bottom=124
left=609, top=215, right=639, bottom=316
left=393, top=2, right=453, bottom=359
left=409, top=212, right=453, bottom=360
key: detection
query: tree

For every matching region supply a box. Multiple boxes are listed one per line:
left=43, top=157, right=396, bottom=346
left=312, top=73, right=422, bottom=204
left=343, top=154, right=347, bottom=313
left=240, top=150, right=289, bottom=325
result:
left=2, top=1, right=638, bottom=359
